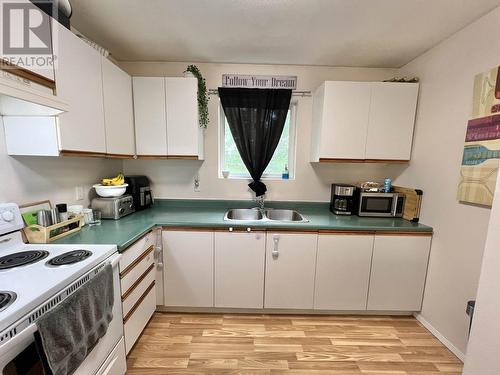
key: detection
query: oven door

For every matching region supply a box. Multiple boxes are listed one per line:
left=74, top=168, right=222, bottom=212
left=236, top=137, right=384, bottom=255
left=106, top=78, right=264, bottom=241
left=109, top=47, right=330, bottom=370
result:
left=358, top=193, right=397, bottom=217
left=0, top=254, right=125, bottom=375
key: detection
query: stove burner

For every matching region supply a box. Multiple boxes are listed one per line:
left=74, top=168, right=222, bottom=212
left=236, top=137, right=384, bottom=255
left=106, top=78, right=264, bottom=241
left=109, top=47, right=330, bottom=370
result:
left=0, top=251, right=49, bottom=270
left=47, top=250, right=92, bottom=266
left=0, top=291, right=16, bottom=312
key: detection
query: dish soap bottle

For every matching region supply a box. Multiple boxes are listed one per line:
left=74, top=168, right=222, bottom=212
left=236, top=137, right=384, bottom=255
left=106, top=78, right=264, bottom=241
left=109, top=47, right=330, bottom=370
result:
left=282, top=164, right=289, bottom=180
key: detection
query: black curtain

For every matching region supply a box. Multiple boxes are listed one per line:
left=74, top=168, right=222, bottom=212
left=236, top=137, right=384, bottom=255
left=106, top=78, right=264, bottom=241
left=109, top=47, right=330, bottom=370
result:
left=218, top=87, right=292, bottom=196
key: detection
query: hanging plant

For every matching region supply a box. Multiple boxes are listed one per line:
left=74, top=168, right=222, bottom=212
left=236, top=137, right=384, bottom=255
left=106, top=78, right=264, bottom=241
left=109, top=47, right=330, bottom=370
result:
left=185, top=64, right=210, bottom=128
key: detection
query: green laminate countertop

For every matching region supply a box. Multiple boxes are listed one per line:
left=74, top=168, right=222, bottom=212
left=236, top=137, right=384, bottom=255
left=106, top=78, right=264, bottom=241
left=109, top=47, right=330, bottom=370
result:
left=54, top=199, right=433, bottom=251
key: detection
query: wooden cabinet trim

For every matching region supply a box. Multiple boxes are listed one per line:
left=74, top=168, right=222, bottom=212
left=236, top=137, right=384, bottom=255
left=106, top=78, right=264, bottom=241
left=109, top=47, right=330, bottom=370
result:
left=60, top=150, right=107, bottom=158
left=120, top=245, right=154, bottom=278
left=162, top=227, right=217, bottom=232
left=319, top=158, right=409, bottom=164
left=375, top=231, right=433, bottom=237
left=60, top=150, right=136, bottom=159
left=105, top=153, right=135, bottom=159
left=161, top=227, right=431, bottom=236
left=122, top=263, right=155, bottom=301
left=319, top=230, right=375, bottom=235
left=123, top=281, right=155, bottom=323
left=213, top=228, right=266, bottom=233
left=1, top=59, right=56, bottom=89
left=136, top=155, right=199, bottom=160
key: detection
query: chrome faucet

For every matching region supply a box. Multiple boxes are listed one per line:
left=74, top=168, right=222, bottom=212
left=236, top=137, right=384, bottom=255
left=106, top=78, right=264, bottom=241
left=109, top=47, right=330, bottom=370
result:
left=255, top=195, right=265, bottom=211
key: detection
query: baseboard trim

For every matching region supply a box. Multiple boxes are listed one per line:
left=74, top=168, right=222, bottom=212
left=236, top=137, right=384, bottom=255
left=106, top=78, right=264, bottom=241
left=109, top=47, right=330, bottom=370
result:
left=157, top=305, right=413, bottom=315
left=414, top=313, right=466, bottom=362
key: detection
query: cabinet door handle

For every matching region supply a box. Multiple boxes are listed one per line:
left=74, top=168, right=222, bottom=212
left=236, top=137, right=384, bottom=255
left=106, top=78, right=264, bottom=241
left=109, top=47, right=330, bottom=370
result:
left=272, top=234, right=280, bottom=259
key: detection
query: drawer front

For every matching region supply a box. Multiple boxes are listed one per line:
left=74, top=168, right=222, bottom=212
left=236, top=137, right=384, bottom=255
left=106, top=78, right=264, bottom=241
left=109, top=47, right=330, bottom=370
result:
left=124, top=283, right=156, bottom=354
left=95, top=337, right=126, bottom=375
left=119, top=231, right=154, bottom=273
left=122, top=265, right=156, bottom=316
left=120, top=246, right=155, bottom=293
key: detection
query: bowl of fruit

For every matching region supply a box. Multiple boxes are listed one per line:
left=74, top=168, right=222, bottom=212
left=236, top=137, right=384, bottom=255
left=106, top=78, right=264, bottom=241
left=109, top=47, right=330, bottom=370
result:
left=93, top=174, right=128, bottom=197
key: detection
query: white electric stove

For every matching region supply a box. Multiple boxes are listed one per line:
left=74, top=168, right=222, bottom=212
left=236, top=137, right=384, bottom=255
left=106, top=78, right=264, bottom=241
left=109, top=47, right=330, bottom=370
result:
left=0, top=203, right=126, bottom=375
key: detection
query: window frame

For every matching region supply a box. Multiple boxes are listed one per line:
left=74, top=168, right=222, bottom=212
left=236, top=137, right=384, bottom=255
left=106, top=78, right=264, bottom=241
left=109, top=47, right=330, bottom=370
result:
left=218, top=101, right=298, bottom=180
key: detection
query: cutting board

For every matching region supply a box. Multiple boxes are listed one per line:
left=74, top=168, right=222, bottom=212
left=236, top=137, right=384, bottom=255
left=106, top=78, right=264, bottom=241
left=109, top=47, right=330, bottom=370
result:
left=393, top=186, right=423, bottom=222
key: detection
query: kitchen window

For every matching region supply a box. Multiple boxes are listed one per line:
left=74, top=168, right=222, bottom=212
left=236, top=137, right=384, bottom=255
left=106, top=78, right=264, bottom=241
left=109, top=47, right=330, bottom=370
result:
left=219, top=102, right=297, bottom=179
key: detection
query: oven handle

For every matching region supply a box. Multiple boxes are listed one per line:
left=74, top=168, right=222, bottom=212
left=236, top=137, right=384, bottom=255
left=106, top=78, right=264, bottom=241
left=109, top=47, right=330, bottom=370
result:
left=0, top=253, right=122, bottom=352
left=0, top=323, right=37, bottom=351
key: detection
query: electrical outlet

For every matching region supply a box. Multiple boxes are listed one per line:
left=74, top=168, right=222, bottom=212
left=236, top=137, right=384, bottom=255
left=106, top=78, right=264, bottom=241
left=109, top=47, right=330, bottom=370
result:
left=75, top=186, right=84, bottom=201
left=194, top=176, right=201, bottom=192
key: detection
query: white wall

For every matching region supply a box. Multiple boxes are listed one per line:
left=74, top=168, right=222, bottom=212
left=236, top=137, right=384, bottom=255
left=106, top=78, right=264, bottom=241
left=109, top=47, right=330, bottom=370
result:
left=396, top=7, right=500, bottom=357
left=120, top=62, right=401, bottom=201
left=463, top=158, right=500, bottom=374
left=0, top=117, right=122, bottom=207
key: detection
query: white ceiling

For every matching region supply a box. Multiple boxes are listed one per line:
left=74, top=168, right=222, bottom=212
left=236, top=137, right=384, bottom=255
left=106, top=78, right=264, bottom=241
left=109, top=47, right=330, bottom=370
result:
left=69, top=0, right=500, bottom=68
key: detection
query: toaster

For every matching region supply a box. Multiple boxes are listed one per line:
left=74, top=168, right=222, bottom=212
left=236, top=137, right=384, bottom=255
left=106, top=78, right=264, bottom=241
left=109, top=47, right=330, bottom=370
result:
left=91, top=194, right=135, bottom=220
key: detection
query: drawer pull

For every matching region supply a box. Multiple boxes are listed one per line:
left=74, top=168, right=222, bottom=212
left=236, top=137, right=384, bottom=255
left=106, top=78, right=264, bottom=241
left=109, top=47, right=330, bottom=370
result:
left=120, top=245, right=154, bottom=278
left=123, top=281, right=155, bottom=323
left=121, top=263, right=155, bottom=301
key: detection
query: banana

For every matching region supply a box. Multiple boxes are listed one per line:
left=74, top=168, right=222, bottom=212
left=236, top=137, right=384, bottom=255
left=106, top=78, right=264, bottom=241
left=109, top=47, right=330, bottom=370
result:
left=101, top=173, right=125, bottom=186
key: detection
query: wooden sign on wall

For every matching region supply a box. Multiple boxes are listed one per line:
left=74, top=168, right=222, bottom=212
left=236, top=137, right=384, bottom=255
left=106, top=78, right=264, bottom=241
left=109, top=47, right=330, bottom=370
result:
left=457, top=66, right=500, bottom=207
left=222, top=74, right=297, bottom=89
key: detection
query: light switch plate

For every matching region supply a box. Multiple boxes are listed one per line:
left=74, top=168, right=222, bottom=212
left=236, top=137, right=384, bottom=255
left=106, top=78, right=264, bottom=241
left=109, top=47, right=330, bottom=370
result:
left=194, top=176, right=200, bottom=192
left=75, top=186, right=84, bottom=201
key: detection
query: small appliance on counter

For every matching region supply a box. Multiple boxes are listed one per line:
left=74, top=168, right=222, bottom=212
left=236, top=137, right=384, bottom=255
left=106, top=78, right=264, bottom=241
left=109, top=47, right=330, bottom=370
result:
left=124, top=175, right=153, bottom=211
left=330, top=184, right=359, bottom=215
left=91, top=194, right=135, bottom=220
left=358, top=191, right=405, bottom=218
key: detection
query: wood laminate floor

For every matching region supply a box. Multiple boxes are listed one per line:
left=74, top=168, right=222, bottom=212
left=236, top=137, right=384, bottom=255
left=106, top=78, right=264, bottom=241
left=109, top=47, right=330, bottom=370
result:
left=126, top=312, right=463, bottom=374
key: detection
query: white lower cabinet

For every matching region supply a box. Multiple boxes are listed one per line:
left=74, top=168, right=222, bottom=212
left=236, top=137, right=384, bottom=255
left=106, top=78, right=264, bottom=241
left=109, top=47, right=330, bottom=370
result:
left=119, top=231, right=157, bottom=354
left=158, top=229, right=431, bottom=313
left=367, top=235, right=432, bottom=311
left=163, top=230, right=214, bottom=307
left=314, top=234, right=374, bottom=310
left=215, top=231, right=266, bottom=308
left=264, top=233, right=318, bottom=309
left=123, top=286, right=156, bottom=354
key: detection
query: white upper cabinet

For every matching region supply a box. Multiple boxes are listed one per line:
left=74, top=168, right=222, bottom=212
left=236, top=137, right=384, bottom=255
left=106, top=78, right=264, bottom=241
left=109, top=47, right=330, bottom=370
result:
left=367, top=235, right=431, bottom=311
left=264, top=233, right=318, bottom=309
left=311, top=81, right=371, bottom=161
left=54, top=25, right=106, bottom=153
left=314, top=234, right=374, bottom=310
left=165, top=77, right=199, bottom=156
left=310, top=81, right=419, bottom=162
left=365, top=82, right=419, bottom=160
left=133, top=77, right=167, bottom=156
left=102, top=58, right=135, bottom=156
left=133, top=76, right=202, bottom=159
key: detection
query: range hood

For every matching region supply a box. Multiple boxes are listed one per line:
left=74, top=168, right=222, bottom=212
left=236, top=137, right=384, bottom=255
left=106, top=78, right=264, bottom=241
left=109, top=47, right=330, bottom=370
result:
left=0, top=76, right=68, bottom=116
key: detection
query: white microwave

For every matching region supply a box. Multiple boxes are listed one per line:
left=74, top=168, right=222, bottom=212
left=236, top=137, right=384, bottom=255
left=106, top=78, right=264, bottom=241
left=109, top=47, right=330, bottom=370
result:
left=358, top=192, right=405, bottom=217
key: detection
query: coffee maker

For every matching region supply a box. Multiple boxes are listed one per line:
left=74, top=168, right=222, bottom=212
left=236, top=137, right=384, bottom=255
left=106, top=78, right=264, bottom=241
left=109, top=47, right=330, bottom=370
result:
left=124, top=175, right=153, bottom=211
left=330, top=184, right=358, bottom=215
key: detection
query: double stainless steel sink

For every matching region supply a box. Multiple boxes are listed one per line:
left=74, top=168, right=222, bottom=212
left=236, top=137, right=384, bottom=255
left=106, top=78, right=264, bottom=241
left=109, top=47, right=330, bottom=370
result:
left=224, top=208, right=308, bottom=222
